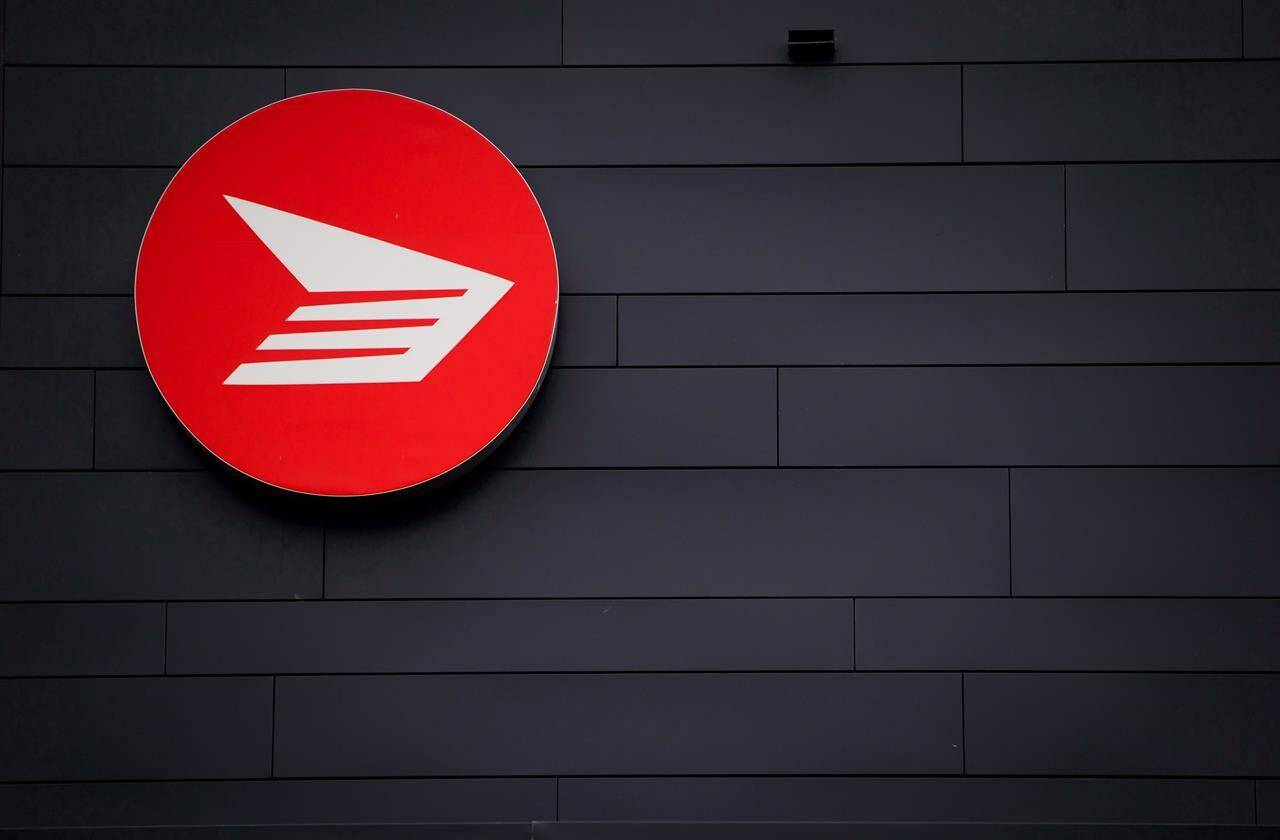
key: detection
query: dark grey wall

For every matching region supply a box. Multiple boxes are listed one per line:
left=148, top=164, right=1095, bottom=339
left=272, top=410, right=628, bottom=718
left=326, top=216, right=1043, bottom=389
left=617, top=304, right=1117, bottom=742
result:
left=1, top=1, right=1279, bottom=837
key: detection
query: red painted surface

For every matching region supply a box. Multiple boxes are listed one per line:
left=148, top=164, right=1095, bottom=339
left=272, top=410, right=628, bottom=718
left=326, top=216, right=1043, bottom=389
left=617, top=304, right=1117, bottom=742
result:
left=136, top=90, right=558, bottom=496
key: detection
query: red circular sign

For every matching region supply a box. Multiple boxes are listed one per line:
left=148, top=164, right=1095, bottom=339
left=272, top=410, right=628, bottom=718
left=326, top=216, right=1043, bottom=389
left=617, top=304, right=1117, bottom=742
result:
left=136, top=90, right=558, bottom=496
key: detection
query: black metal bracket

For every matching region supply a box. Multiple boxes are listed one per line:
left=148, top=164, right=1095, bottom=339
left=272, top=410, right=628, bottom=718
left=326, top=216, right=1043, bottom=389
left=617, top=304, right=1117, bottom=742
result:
left=787, top=29, right=836, bottom=61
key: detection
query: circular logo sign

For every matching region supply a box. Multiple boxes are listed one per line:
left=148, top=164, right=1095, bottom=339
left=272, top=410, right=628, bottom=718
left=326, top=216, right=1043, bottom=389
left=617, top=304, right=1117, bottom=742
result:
left=136, top=90, right=558, bottom=496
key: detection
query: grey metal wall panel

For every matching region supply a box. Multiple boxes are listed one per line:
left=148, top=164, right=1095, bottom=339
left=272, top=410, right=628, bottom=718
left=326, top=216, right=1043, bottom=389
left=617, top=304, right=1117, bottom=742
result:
left=274, top=673, right=962, bottom=776
left=965, top=63, right=1280, bottom=161
left=167, top=599, right=853, bottom=674
left=2, top=168, right=172, bottom=295
left=535, top=823, right=1280, bottom=839
left=965, top=674, right=1280, bottom=775
left=554, top=296, right=617, bottom=366
left=497, top=369, right=777, bottom=467
left=620, top=292, right=1280, bottom=365
left=564, top=0, right=1241, bottom=64
left=0, top=297, right=141, bottom=367
left=1066, top=164, right=1280, bottom=290
left=857, top=599, right=1280, bottom=671
left=0, top=678, right=272, bottom=781
left=0, top=473, right=322, bottom=601
left=1012, top=468, right=1280, bottom=595
left=1261, top=782, right=1280, bottom=825
left=0, top=828, right=527, bottom=839
left=5, top=0, right=561, bottom=66
left=0, top=604, right=164, bottom=677
left=558, top=777, right=1254, bottom=824
left=325, top=469, right=1008, bottom=598
left=1245, top=0, right=1280, bottom=57
left=94, top=371, right=205, bottom=470
left=0, top=371, right=93, bottom=469
left=0, top=779, right=557, bottom=828
left=288, top=68, right=960, bottom=166
left=528, top=166, right=1061, bottom=294
left=780, top=367, right=1280, bottom=466
left=5, top=69, right=283, bottom=166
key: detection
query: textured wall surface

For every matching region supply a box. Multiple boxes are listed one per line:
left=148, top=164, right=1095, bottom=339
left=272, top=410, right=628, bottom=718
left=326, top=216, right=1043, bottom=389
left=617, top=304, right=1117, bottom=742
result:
left=2, top=1, right=1280, bottom=836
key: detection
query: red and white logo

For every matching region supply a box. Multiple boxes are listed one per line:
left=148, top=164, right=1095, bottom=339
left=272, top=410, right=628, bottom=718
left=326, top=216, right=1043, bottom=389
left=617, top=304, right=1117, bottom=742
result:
left=136, top=90, right=558, bottom=496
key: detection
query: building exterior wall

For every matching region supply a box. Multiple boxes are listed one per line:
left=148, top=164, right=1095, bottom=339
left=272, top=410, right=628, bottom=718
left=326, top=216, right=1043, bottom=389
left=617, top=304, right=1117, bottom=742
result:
left=1, top=1, right=1279, bottom=833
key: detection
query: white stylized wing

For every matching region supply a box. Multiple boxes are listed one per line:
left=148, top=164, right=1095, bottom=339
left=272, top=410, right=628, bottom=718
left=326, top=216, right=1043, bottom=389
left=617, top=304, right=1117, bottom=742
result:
left=222, top=196, right=512, bottom=385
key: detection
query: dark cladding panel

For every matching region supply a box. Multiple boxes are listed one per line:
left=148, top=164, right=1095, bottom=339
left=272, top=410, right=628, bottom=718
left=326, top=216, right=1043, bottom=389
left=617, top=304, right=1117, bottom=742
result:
left=326, top=469, right=1008, bottom=598
left=535, top=823, right=1280, bottom=839
left=1067, top=164, right=1280, bottom=290
left=966, top=63, right=1280, bottom=161
left=0, top=372, right=93, bottom=469
left=1245, top=0, right=1280, bottom=57
left=0, top=778, right=556, bottom=828
left=552, top=296, right=617, bottom=367
left=0, top=473, right=322, bottom=600
left=289, top=67, right=960, bottom=165
left=1013, top=469, right=1280, bottom=595
left=497, top=369, right=777, bottom=467
left=0, top=297, right=142, bottom=368
left=2, top=168, right=173, bottom=294
left=0, top=604, right=164, bottom=677
left=620, top=292, right=1280, bottom=365
left=5, top=0, right=561, bottom=65
left=527, top=166, right=1061, bottom=294
left=275, top=673, right=962, bottom=776
left=1261, top=781, right=1280, bottom=824
left=966, top=674, right=1280, bottom=776
left=857, top=599, right=1280, bottom=671
left=0, top=678, right=272, bottom=781
left=565, top=0, right=1241, bottom=64
left=5, top=68, right=282, bottom=166
left=94, top=371, right=206, bottom=470
left=781, top=367, right=1280, bottom=466
left=559, top=777, right=1254, bottom=824
left=168, top=599, right=854, bottom=674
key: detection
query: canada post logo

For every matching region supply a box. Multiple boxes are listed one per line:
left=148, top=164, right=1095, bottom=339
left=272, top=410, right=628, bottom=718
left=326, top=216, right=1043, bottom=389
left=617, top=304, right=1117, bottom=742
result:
left=221, top=196, right=513, bottom=386
left=135, top=90, right=558, bottom=497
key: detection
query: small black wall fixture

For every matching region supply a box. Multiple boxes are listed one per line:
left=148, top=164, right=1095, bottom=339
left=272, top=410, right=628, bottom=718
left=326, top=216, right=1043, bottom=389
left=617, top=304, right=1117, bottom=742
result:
left=787, top=29, right=837, bottom=61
